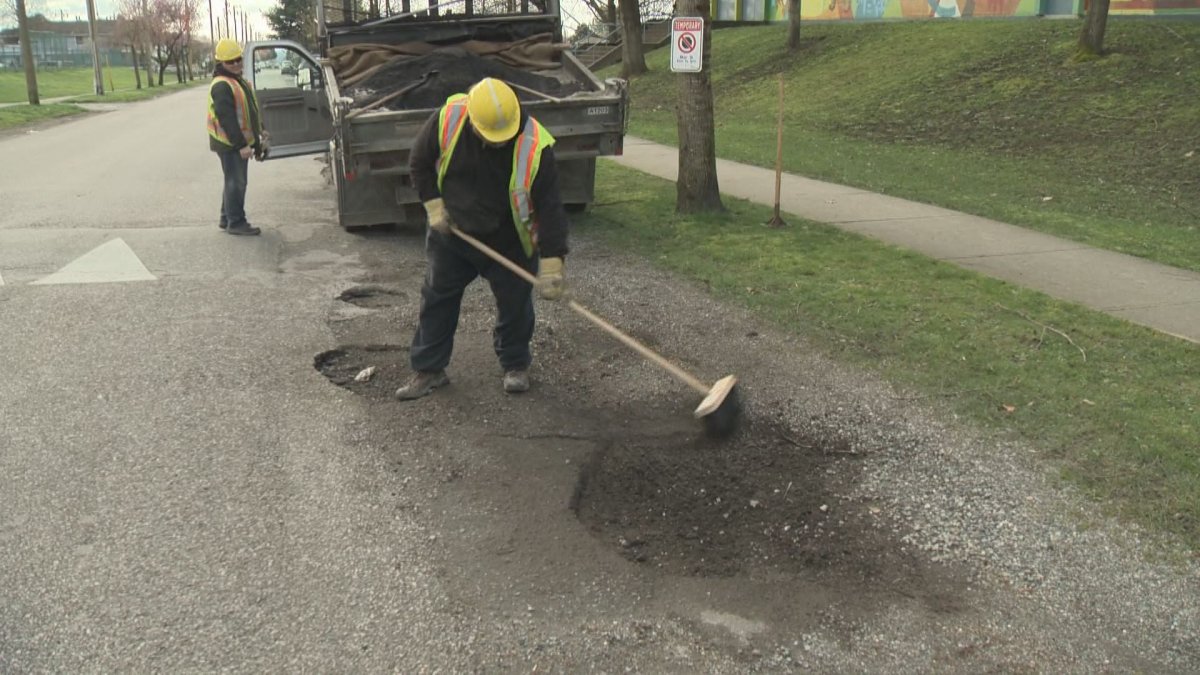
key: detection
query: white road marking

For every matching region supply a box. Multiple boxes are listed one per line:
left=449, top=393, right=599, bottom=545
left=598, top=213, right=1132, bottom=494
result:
left=31, top=238, right=157, bottom=285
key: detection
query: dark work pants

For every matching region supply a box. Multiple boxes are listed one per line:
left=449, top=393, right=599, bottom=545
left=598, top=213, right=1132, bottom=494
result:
left=409, top=229, right=538, bottom=373
left=217, top=149, right=250, bottom=228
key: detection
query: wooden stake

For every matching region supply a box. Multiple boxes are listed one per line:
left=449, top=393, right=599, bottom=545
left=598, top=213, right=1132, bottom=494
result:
left=767, top=73, right=788, bottom=228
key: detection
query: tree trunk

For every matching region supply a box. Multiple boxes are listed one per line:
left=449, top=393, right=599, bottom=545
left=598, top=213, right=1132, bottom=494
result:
left=15, top=0, right=40, bottom=105
left=1077, top=0, right=1110, bottom=57
left=786, top=0, right=801, bottom=51
left=619, top=0, right=647, bottom=78
left=675, top=0, right=724, bottom=214
left=131, top=44, right=142, bottom=89
left=607, top=0, right=618, bottom=24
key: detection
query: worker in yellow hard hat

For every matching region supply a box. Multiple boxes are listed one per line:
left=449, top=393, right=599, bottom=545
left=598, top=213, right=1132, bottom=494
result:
left=396, top=77, right=569, bottom=400
left=206, top=38, right=268, bottom=236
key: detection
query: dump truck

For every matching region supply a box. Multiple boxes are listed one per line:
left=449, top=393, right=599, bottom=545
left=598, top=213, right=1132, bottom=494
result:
left=246, top=0, right=629, bottom=229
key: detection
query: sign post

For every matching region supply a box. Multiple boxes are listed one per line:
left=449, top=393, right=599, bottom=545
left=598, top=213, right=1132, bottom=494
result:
left=670, top=16, right=704, bottom=73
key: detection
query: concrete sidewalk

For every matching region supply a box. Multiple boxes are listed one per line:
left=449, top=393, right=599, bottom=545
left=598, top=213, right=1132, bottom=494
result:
left=608, top=136, right=1200, bottom=345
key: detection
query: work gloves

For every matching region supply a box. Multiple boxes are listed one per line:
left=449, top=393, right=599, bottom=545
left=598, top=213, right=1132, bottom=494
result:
left=254, top=131, right=271, bottom=162
left=423, top=198, right=452, bottom=234
left=536, top=257, right=566, bottom=301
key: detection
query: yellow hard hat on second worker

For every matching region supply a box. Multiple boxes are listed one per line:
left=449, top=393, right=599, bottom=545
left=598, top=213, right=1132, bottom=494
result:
left=214, top=38, right=243, bottom=62
left=466, top=78, right=521, bottom=144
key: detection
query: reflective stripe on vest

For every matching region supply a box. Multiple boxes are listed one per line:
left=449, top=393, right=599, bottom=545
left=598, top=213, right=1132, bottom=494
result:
left=207, top=75, right=256, bottom=147
left=434, top=96, right=556, bottom=258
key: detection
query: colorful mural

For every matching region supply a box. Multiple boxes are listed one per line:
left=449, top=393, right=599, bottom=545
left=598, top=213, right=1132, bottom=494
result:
left=744, top=0, right=1200, bottom=20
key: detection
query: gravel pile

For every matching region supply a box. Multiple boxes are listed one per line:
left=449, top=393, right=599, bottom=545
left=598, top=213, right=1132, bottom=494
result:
left=554, top=235, right=1200, bottom=671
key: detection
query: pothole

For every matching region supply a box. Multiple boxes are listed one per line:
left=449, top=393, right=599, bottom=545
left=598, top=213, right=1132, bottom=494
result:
left=315, top=345, right=409, bottom=396
left=337, top=285, right=407, bottom=308
left=572, top=422, right=888, bottom=579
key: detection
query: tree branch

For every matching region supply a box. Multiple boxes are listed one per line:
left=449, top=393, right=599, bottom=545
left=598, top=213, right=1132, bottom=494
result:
left=995, top=303, right=1087, bottom=362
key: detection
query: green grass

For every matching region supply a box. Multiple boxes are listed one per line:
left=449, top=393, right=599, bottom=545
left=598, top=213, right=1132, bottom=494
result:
left=609, top=19, right=1200, bottom=272
left=0, top=68, right=206, bottom=129
left=582, top=162, right=1200, bottom=549
left=0, top=66, right=203, bottom=103
left=0, top=103, right=87, bottom=130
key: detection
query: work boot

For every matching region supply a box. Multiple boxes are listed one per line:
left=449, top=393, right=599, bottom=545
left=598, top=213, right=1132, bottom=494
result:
left=395, top=370, right=449, bottom=400
left=219, top=220, right=228, bottom=230
left=226, top=224, right=261, bottom=236
left=503, top=369, right=529, bottom=394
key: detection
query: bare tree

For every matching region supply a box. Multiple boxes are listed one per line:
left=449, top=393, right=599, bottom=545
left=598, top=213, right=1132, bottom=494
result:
left=116, top=0, right=153, bottom=88
left=1077, top=0, right=1111, bottom=58
left=674, top=0, right=722, bottom=214
left=618, top=0, right=646, bottom=77
left=147, top=0, right=190, bottom=85
left=786, top=0, right=800, bottom=51
left=578, top=0, right=617, bottom=24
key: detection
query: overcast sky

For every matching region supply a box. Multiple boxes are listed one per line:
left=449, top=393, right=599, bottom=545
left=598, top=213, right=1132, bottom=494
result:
left=9, top=0, right=277, bottom=36
left=6, top=0, right=594, bottom=38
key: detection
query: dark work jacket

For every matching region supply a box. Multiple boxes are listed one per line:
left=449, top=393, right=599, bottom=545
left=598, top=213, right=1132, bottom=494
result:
left=409, top=109, right=569, bottom=259
left=209, top=63, right=263, bottom=153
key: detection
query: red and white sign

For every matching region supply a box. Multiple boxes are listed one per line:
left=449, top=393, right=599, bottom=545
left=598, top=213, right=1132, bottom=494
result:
left=670, top=17, right=704, bottom=73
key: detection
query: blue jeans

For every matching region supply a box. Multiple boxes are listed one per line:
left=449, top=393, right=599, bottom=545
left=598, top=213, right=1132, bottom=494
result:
left=217, top=149, right=250, bottom=228
left=409, top=229, right=537, bottom=373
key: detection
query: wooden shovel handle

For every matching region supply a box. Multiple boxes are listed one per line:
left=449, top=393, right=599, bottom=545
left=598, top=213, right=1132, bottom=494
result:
left=450, top=227, right=711, bottom=395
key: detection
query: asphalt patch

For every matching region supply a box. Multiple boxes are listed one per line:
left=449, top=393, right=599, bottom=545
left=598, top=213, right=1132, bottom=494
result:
left=337, top=285, right=408, bottom=309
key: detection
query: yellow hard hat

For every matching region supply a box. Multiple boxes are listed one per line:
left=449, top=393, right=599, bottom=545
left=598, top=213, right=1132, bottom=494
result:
left=466, top=78, right=521, bottom=144
left=214, top=38, right=243, bottom=62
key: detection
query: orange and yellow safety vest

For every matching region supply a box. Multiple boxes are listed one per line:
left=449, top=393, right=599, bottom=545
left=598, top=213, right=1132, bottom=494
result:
left=206, top=75, right=261, bottom=149
left=435, top=93, right=555, bottom=258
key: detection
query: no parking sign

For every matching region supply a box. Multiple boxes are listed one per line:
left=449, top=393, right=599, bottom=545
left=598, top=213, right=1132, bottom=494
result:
left=670, top=17, right=704, bottom=73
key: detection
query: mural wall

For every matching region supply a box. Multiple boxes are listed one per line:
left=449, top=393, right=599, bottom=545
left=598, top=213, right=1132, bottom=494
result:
left=709, top=0, right=1200, bottom=20
left=774, top=0, right=1039, bottom=19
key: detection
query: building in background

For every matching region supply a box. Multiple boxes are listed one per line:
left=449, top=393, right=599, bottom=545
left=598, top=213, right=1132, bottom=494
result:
left=0, top=15, right=129, bottom=70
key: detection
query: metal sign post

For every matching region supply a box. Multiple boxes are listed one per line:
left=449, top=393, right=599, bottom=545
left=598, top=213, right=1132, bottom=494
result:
left=670, top=16, right=704, bottom=73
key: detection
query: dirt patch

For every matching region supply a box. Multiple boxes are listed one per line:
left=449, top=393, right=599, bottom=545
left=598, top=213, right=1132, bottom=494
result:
left=316, top=342, right=961, bottom=611
left=315, top=344, right=410, bottom=391
left=337, top=285, right=408, bottom=308
left=572, top=421, right=926, bottom=582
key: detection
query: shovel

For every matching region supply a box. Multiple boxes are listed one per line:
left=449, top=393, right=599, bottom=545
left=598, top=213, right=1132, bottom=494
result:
left=450, top=226, right=742, bottom=438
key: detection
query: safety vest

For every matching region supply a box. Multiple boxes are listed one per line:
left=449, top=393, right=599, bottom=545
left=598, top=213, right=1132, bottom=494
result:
left=435, top=94, right=556, bottom=258
left=207, top=75, right=261, bottom=148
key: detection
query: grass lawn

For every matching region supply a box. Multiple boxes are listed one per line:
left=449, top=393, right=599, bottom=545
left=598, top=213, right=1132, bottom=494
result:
left=0, top=66, right=204, bottom=103
left=0, top=103, right=87, bottom=130
left=610, top=19, right=1200, bottom=273
left=0, top=68, right=205, bottom=129
left=582, top=162, right=1199, bottom=550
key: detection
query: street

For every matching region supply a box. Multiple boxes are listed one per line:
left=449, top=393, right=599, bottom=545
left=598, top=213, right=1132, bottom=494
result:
left=1, top=88, right=1198, bottom=672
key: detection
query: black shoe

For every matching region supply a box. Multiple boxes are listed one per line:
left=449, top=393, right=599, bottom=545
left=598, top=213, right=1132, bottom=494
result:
left=219, top=221, right=228, bottom=230
left=226, top=224, right=261, bottom=236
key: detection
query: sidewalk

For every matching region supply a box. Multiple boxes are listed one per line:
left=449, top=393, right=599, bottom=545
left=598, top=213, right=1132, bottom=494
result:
left=608, top=137, right=1200, bottom=345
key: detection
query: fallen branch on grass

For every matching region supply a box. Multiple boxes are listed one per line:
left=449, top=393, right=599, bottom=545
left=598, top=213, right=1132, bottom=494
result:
left=996, top=303, right=1087, bottom=362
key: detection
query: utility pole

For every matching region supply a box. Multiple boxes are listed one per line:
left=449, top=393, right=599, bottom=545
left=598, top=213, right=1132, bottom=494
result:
left=85, top=0, right=105, bottom=95
left=15, top=0, right=39, bottom=105
left=208, top=0, right=215, bottom=46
